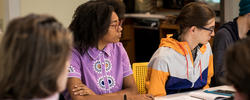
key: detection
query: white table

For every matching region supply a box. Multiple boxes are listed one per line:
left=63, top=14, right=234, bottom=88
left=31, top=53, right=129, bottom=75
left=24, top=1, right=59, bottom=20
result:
left=154, top=85, right=235, bottom=100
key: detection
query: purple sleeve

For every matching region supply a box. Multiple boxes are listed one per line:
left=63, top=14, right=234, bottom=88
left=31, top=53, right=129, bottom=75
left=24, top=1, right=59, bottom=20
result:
left=68, top=49, right=82, bottom=80
left=118, top=43, right=133, bottom=77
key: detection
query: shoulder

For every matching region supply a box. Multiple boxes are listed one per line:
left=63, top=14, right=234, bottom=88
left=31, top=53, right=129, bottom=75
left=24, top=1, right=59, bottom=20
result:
left=108, top=42, right=126, bottom=53
left=110, top=42, right=124, bottom=49
left=215, top=21, right=237, bottom=41
left=150, top=47, right=173, bottom=62
left=213, top=26, right=234, bottom=44
left=71, top=48, right=90, bottom=62
left=156, top=47, right=173, bottom=56
left=70, top=48, right=85, bottom=65
left=72, top=48, right=82, bottom=58
left=215, top=28, right=232, bottom=40
left=213, top=28, right=234, bottom=50
left=149, top=47, right=172, bottom=71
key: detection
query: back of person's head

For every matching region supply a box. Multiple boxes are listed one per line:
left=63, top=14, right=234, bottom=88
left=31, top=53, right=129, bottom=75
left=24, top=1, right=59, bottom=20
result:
left=0, top=14, right=73, bottom=99
left=224, top=37, right=250, bottom=100
left=69, top=1, right=114, bottom=54
left=239, top=0, right=250, bottom=16
left=96, top=0, right=125, bottom=19
left=175, top=2, right=215, bottom=34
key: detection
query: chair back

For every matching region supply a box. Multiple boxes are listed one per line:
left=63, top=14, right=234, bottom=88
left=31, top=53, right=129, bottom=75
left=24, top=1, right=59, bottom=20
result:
left=132, top=62, right=149, bottom=94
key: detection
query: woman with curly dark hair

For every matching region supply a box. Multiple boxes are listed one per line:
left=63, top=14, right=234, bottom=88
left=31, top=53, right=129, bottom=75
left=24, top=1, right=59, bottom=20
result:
left=63, top=1, right=153, bottom=100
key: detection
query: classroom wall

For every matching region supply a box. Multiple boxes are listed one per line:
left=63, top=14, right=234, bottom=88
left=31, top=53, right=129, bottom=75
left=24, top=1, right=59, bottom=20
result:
left=20, top=0, right=88, bottom=27
left=0, top=0, right=4, bottom=31
left=0, top=0, right=3, bottom=42
left=0, top=0, right=88, bottom=41
left=224, top=0, right=239, bottom=23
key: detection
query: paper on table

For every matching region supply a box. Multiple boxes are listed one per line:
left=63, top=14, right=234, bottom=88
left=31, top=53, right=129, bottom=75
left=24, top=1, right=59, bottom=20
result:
left=188, top=91, right=229, bottom=100
left=156, top=95, right=201, bottom=100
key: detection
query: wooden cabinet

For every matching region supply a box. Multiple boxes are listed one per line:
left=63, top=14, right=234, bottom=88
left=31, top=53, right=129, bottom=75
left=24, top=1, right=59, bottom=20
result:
left=121, top=18, right=160, bottom=63
left=121, top=19, right=135, bottom=63
left=121, top=18, right=180, bottom=63
left=159, top=23, right=179, bottom=38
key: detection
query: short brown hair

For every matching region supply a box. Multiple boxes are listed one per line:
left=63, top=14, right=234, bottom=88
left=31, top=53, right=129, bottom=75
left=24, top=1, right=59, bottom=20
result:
left=175, top=2, right=216, bottom=33
left=0, top=14, right=73, bottom=99
left=224, top=37, right=250, bottom=99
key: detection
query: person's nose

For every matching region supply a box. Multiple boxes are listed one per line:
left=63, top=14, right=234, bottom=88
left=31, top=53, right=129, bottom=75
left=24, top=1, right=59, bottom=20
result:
left=118, top=25, right=123, bottom=32
left=211, top=30, right=215, bottom=36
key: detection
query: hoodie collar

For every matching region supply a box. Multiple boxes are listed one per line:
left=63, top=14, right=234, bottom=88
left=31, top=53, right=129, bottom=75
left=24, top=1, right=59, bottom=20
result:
left=87, top=43, right=112, bottom=60
left=159, top=37, right=188, bottom=56
left=199, top=44, right=207, bottom=54
left=159, top=37, right=207, bottom=55
left=219, top=17, right=240, bottom=41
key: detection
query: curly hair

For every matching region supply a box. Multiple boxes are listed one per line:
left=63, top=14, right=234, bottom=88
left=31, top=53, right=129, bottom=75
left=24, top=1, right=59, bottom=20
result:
left=96, top=0, right=126, bottom=19
left=0, top=14, right=72, bottom=99
left=69, top=1, right=114, bottom=54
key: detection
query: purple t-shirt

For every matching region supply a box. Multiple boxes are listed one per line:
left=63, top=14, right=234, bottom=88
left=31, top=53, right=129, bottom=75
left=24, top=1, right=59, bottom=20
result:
left=64, top=42, right=132, bottom=99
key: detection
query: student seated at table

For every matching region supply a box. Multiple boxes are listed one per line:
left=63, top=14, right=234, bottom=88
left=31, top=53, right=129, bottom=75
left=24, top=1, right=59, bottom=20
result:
left=212, top=0, right=250, bottom=87
left=0, top=14, right=72, bottom=99
left=224, top=37, right=250, bottom=100
left=147, top=2, right=215, bottom=96
left=63, top=1, right=153, bottom=100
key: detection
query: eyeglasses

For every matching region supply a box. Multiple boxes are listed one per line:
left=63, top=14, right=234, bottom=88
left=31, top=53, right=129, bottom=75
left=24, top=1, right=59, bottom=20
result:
left=110, top=20, right=123, bottom=31
left=198, top=26, right=215, bottom=34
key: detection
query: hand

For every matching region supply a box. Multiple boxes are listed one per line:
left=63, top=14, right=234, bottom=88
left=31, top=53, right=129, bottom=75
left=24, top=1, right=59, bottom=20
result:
left=128, top=94, right=154, bottom=100
left=72, top=84, right=97, bottom=96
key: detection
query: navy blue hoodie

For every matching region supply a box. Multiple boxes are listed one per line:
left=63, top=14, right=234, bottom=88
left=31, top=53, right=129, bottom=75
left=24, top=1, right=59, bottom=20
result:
left=212, top=17, right=250, bottom=86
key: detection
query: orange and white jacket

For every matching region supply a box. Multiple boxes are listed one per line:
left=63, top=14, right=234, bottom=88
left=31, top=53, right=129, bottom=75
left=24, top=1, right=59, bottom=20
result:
left=147, top=37, right=214, bottom=96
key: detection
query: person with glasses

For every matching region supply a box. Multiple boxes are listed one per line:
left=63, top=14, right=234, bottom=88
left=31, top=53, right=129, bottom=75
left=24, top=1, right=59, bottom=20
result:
left=212, top=0, right=250, bottom=87
left=147, top=2, right=215, bottom=96
left=63, top=1, right=153, bottom=100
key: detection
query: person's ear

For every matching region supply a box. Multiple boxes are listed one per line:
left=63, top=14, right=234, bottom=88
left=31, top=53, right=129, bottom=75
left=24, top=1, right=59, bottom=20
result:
left=190, top=26, right=196, bottom=33
left=247, top=13, right=250, bottom=17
